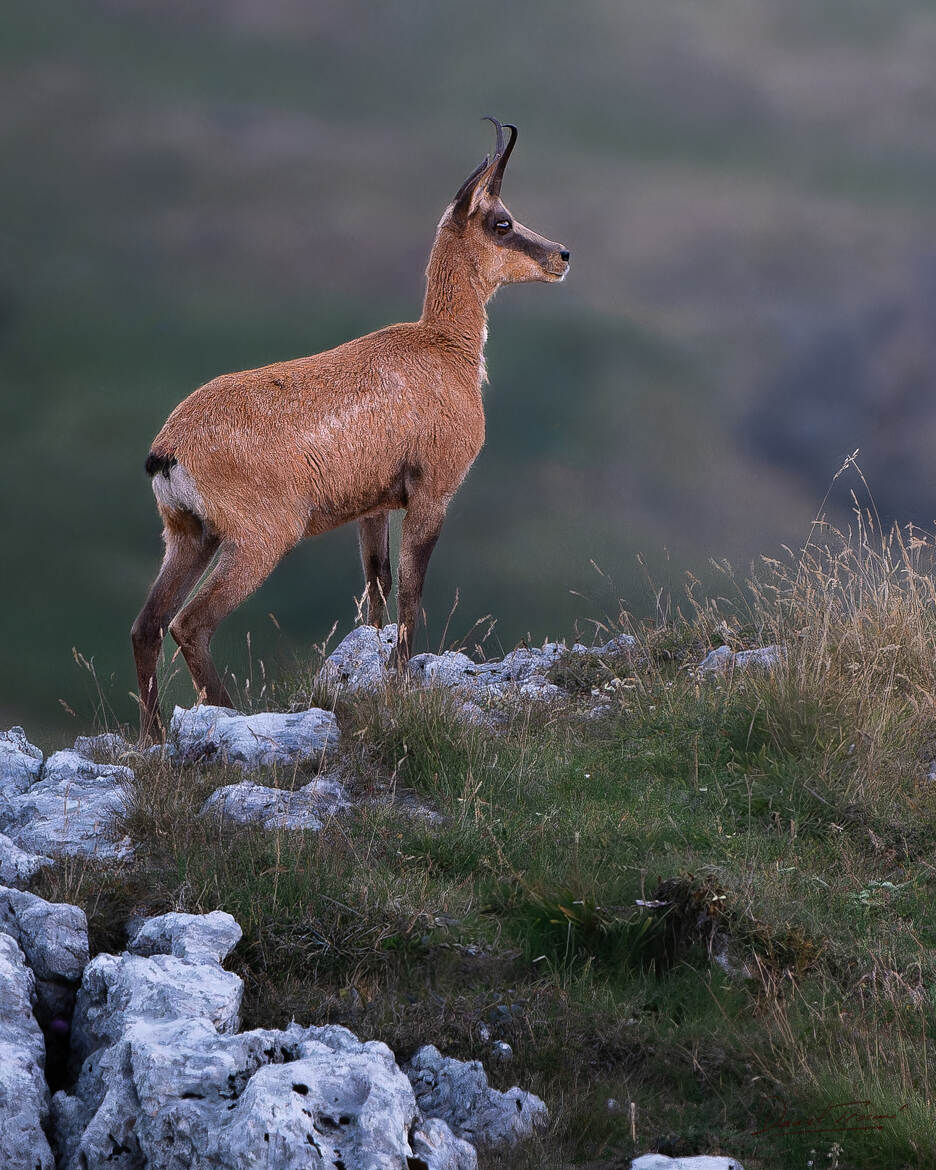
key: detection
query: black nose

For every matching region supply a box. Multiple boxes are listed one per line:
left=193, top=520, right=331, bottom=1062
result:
left=560, top=249, right=570, bottom=262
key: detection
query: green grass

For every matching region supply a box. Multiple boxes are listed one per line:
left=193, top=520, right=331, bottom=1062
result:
left=34, top=519, right=936, bottom=1168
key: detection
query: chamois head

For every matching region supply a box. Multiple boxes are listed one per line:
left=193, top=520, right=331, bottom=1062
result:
left=444, top=117, right=570, bottom=288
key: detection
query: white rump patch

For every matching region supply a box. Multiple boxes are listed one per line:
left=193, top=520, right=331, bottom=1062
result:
left=151, top=460, right=207, bottom=519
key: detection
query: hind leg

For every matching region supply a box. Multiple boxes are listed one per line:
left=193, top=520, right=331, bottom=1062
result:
left=358, top=513, right=392, bottom=627
left=132, top=512, right=219, bottom=742
left=169, top=539, right=288, bottom=709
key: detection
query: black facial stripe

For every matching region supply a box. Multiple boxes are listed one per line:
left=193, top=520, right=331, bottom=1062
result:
left=502, top=233, right=552, bottom=264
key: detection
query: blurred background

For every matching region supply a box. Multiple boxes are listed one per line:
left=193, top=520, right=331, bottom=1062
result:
left=5, top=0, right=936, bottom=738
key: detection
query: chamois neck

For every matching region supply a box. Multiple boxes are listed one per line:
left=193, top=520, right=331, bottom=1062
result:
left=420, top=229, right=491, bottom=353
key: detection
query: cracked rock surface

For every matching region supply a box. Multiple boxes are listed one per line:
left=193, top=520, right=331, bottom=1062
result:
left=52, top=911, right=487, bottom=1170
left=0, top=830, right=52, bottom=887
left=321, top=623, right=635, bottom=701
left=405, top=1043, right=548, bottom=1149
left=171, top=705, right=340, bottom=769
left=200, top=775, right=348, bottom=831
left=0, top=932, right=55, bottom=1170
left=1, top=749, right=133, bottom=862
left=0, top=885, right=89, bottom=984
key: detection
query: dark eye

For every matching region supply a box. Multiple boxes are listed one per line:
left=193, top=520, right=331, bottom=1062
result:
left=494, top=219, right=512, bottom=235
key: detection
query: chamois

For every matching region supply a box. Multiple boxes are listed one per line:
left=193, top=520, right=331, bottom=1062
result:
left=132, top=118, right=570, bottom=738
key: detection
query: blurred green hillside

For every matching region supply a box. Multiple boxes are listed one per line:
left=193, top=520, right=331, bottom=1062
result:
left=6, top=0, right=936, bottom=737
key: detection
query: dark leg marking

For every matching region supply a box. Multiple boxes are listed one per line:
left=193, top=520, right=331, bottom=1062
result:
left=358, top=513, right=392, bottom=627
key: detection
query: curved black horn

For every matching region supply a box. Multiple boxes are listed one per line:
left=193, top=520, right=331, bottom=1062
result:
left=483, top=115, right=506, bottom=158
left=450, top=154, right=490, bottom=225
left=485, top=120, right=517, bottom=198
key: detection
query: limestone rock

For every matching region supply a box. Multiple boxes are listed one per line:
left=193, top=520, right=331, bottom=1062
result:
left=0, top=831, right=52, bottom=888
left=320, top=623, right=399, bottom=692
left=73, top=732, right=135, bottom=763
left=405, top=1043, right=548, bottom=1149
left=127, top=910, right=242, bottom=964
left=0, top=933, right=54, bottom=1170
left=517, top=677, right=565, bottom=701
left=171, top=705, right=339, bottom=769
left=4, top=750, right=133, bottom=862
left=453, top=700, right=491, bottom=727
left=0, top=728, right=43, bottom=815
left=71, top=949, right=243, bottom=1064
left=323, top=625, right=572, bottom=702
left=411, top=1117, right=478, bottom=1169
left=55, top=911, right=246, bottom=1169
left=58, top=1012, right=475, bottom=1170
left=200, top=775, right=349, bottom=832
left=587, top=632, right=637, bottom=656
left=408, top=649, right=478, bottom=688
left=0, top=886, right=89, bottom=983
left=699, top=645, right=783, bottom=674
left=631, top=1157, right=744, bottom=1170
left=698, top=645, right=734, bottom=673
left=470, top=643, right=566, bottom=687
left=735, top=646, right=783, bottom=670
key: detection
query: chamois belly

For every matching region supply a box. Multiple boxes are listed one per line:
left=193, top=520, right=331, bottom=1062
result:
left=301, top=458, right=411, bottom=538
left=299, top=416, right=481, bottom=538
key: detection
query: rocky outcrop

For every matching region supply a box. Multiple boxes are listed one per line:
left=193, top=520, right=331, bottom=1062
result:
left=321, top=624, right=634, bottom=701
left=0, top=932, right=55, bottom=1170
left=0, top=885, right=89, bottom=1031
left=58, top=1016, right=478, bottom=1170
left=405, top=1043, right=548, bottom=1150
left=200, top=775, right=349, bottom=831
left=171, top=705, right=340, bottom=769
left=51, top=910, right=543, bottom=1169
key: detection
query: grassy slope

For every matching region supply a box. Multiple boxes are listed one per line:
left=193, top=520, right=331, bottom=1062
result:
left=38, top=520, right=936, bottom=1169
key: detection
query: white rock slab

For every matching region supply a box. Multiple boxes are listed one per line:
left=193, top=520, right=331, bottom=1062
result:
left=323, top=624, right=584, bottom=702
left=58, top=1012, right=476, bottom=1170
left=72, top=732, right=135, bottom=763
left=171, top=705, right=339, bottom=769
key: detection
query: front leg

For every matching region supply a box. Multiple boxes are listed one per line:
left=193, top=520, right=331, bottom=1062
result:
left=358, top=513, right=392, bottom=627
left=395, top=496, right=448, bottom=669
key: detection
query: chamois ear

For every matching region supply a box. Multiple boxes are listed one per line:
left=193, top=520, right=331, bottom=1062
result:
left=450, top=155, right=490, bottom=226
